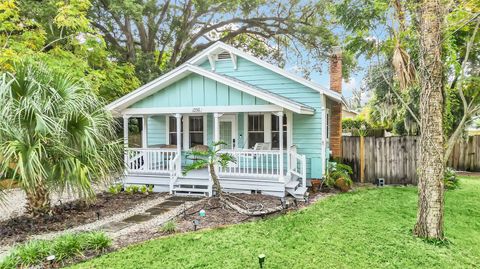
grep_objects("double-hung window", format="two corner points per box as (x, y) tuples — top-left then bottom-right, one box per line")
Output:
(271, 114), (287, 149)
(247, 114), (264, 148)
(189, 116), (204, 147)
(168, 116), (183, 147)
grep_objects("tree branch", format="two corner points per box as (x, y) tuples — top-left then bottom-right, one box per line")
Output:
(444, 18), (480, 163)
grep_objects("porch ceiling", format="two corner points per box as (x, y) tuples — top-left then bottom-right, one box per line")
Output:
(107, 64), (315, 116)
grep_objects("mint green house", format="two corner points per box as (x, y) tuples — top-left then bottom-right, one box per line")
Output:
(107, 42), (343, 198)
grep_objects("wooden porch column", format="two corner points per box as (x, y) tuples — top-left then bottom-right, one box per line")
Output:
(123, 115), (130, 173)
(175, 113), (182, 174)
(142, 115), (148, 148)
(175, 113), (182, 155)
(277, 111), (284, 182)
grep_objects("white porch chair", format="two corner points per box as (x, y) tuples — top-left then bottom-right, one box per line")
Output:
(253, 142), (271, 150)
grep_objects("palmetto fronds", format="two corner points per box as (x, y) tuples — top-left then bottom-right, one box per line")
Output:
(0, 62), (122, 214)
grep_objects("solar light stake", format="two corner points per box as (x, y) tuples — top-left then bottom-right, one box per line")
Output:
(193, 219), (200, 231)
(258, 254), (265, 268)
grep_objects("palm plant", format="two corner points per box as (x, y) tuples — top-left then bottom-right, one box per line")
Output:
(182, 142), (235, 197)
(0, 62), (123, 216)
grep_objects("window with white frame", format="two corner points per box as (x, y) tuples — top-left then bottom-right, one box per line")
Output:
(248, 114), (264, 148)
(271, 114), (287, 149)
(168, 116), (183, 146)
(189, 116), (204, 147)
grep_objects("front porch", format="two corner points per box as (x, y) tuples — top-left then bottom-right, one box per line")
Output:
(122, 109), (307, 198)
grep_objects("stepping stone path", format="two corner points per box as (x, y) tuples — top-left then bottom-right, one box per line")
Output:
(99, 196), (203, 233)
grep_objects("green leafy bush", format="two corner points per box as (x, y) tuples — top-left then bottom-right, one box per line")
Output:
(0, 232), (111, 268)
(160, 220), (177, 234)
(140, 185), (148, 194)
(125, 186), (134, 194)
(444, 167), (460, 190)
(148, 185), (154, 193)
(324, 162), (353, 192)
(132, 185), (139, 193)
(108, 183), (123, 194)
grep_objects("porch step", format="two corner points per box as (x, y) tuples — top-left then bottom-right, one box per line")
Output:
(286, 186), (307, 200)
(172, 177), (211, 196)
(285, 180), (300, 190)
(172, 187), (209, 196)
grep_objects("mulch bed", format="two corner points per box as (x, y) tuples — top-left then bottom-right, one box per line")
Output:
(0, 192), (164, 246)
(113, 193), (310, 249)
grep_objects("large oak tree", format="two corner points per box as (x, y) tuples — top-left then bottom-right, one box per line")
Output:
(88, 0), (349, 82)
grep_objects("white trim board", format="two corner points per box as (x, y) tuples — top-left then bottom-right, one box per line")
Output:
(187, 42), (342, 102)
(122, 105), (284, 116)
(107, 64), (314, 115)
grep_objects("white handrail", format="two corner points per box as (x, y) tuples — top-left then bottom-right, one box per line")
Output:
(289, 152), (307, 187)
(169, 154), (181, 194)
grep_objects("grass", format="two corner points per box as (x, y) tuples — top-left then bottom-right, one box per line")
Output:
(71, 177), (480, 269)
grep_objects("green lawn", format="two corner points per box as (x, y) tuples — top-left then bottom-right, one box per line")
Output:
(72, 177), (480, 269)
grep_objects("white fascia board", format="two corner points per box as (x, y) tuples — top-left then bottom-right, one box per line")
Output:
(122, 105), (284, 115)
(108, 63), (314, 115)
(106, 64), (192, 112)
(187, 42), (343, 102)
(188, 65), (314, 114)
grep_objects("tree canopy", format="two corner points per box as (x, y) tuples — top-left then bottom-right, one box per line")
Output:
(0, 0), (140, 102)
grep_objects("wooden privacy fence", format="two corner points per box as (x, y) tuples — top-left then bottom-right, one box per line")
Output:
(342, 135), (480, 185)
(446, 135), (480, 172)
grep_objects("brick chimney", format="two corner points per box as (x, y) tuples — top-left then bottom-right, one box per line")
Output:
(329, 46), (343, 159)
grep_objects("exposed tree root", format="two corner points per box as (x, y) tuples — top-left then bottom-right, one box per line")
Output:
(219, 193), (283, 216)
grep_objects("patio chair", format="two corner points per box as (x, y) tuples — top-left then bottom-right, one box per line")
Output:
(253, 142), (271, 150)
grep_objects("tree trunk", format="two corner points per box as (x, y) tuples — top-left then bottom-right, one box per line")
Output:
(25, 183), (52, 217)
(209, 163), (222, 197)
(414, 0), (445, 240)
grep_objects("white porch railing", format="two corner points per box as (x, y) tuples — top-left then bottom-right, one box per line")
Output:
(169, 154), (181, 194)
(126, 148), (177, 174)
(289, 152), (307, 188)
(218, 150), (283, 179)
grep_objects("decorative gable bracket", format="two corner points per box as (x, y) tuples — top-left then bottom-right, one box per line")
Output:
(207, 50), (237, 71)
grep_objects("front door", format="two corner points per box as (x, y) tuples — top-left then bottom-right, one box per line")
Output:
(219, 115), (237, 150)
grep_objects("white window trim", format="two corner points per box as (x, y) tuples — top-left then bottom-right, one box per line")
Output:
(243, 112), (292, 150)
(165, 114), (207, 150)
(270, 113), (289, 150)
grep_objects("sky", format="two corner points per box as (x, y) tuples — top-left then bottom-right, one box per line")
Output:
(286, 56), (369, 105)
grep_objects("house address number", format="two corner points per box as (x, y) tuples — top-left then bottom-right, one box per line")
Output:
(192, 107), (202, 113)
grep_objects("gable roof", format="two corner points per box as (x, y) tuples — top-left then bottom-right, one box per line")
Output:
(107, 64), (314, 115)
(187, 42), (342, 102)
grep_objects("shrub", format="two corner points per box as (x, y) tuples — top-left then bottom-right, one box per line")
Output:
(132, 185), (139, 193)
(9, 239), (50, 268)
(148, 185), (154, 193)
(0, 232), (111, 268)
(125, 186), (134, 194)
(52, 233), (82, 261)
(444, 167), (460, 190)
(324, 162), (353, 192)
(79, 232), (112, 251)
(160, 220), (177, 234)
(140, 185), (148, 194)
(108, 184), (122, 194)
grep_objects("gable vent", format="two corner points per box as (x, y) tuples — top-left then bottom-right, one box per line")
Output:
(217, 51), (231, 60)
